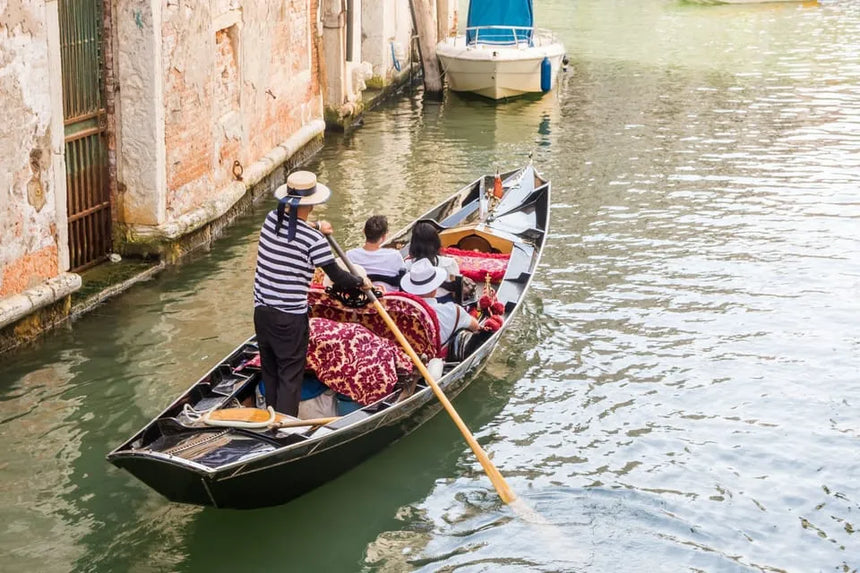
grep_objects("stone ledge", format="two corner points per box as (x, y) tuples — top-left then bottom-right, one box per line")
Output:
(70, 261), (165, 319)
(0, 272), (82, 330)
(326, 64), (420, 131)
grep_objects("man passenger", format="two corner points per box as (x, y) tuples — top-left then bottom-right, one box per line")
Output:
(347, 215), (406, 290)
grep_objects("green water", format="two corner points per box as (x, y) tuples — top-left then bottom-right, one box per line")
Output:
(2, 0), (860, 571)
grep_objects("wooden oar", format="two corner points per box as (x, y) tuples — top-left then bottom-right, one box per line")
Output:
(272, 416), (339, 429)
(326, 235), (516, 504)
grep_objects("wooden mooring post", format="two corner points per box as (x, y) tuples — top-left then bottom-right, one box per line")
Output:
(409, 0), (444, 98)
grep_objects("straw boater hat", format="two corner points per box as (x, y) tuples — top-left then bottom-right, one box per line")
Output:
(400, 258), (447, 296)
(274, 171), (331, 205)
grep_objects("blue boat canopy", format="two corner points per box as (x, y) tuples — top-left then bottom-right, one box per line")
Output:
(466, 0), (534, 45)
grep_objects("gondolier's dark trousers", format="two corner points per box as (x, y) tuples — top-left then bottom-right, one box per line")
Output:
(253, 306), (309, 416)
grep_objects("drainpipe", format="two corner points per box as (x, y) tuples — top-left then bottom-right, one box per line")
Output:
(346, 0), (354, 62)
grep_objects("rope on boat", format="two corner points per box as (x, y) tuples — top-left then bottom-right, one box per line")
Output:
(181, 403), (205, 422)
(180, 404), (338, 430)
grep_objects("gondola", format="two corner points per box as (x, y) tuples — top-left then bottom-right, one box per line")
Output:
(106, 163), (551, 509)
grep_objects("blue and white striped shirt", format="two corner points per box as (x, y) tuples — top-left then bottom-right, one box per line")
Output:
(253, 211), (334, 313)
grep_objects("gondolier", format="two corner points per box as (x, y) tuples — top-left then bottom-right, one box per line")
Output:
(253, 171), (365, 416)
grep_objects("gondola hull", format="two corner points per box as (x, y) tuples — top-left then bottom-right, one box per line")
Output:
(108, 165), (549, 509)
(110, 341), (494, 508)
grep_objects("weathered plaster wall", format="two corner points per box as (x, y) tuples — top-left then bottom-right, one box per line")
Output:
(0, 0), (67, 299)
(362, 0), (450, 88)
(362, 1), (395, 84)
(159, 0), (322, 223)
(115, 0), (166, 226)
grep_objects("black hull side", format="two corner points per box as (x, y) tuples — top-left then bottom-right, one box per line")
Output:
(111, 345), (493, 509)
(111, 455), (213, 506)
(208, 413), (419, 508)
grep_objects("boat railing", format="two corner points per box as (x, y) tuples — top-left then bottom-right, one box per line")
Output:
(464, 26), (558, 48)
(465, 25), (534, 47)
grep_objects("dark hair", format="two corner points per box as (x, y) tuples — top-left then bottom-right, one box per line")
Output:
(364, 215), (388, 243)
(408, 221), (441, 266)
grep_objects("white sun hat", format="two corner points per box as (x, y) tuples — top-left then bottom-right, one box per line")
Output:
(400, 258), (447, 296)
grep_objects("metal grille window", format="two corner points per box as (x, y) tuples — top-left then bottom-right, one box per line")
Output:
(59, 0), (112, 272)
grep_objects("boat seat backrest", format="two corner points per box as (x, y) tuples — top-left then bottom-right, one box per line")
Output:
(440, 247), (511, 283)
(308, 288), (442, 359)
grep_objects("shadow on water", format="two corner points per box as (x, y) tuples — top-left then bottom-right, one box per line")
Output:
(179, 366), (523, 573)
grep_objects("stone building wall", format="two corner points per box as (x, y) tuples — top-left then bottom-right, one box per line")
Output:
(160, 1), (320, 222)
(115, 0), (325, 254)
(361, 0), (456, 90)
(0, 0), (79, 330)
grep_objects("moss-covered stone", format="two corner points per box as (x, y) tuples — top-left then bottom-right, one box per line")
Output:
(324, 106), (344, 130)
(365, 75), (386, 90)
(0, 297), (71, 354)
(71, 259), (159, 306)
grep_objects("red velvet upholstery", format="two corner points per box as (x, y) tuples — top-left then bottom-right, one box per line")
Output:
(306, 318), (412, 405)
(307, 288), (441, 359)
(440, 247), (510, 283)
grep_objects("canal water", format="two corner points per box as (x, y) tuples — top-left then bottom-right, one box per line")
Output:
(2, 0), (859, 570)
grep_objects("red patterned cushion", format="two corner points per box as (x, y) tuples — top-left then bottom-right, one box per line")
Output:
(380, 292), (441, 356)
(308, 288), (441, 359)
(306, 318), (412, 405)
(440, 247), (510, 283)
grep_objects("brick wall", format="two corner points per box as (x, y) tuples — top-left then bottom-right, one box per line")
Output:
(159, 0), (323, 223)
(161, 2), (215, 220)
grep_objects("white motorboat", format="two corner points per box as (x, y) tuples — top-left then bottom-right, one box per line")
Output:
(688, 0), (814, 4)
(436, 1), (566, 100)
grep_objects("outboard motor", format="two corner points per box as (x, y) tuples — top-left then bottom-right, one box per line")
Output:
(541, 57), (552, 92)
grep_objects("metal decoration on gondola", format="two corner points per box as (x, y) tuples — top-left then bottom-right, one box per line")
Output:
(324, 283), (382, 308)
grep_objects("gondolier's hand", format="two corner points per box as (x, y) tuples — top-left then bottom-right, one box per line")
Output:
(318, 220), (333, 235)
(361, 278), (373, 291)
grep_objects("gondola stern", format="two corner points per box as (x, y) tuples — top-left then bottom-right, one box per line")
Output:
(107, 448), (219, 507)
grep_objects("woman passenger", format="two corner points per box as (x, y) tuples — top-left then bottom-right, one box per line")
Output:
(405, 221), (460, 302)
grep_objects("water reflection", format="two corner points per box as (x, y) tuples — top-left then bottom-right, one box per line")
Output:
(0, 360), (88, 571)
(315, 88), (562, 247)
(364, 0), (860, 571)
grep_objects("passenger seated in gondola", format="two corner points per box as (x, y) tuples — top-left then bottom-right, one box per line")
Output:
(400, 259), (478, 346)
(346, 215), (405, 291)
(405, 221), (461, 303)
